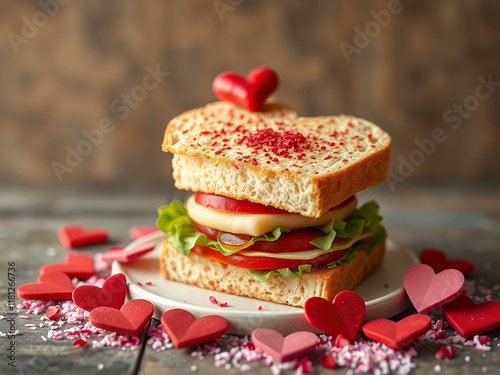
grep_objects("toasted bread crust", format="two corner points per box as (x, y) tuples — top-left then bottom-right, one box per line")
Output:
(159, 241), (385, 307)
(162, 101), (391, 218)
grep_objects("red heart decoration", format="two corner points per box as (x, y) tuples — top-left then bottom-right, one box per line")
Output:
(40, 252), (95, 279)
(46, 307), (61, 320)
(443, 295), (500, 338)
(362, 314), (432, 349)
(129, 225), (159, 240)
(72, 273), (127, 311)
(160, 309), (228, 348)
(212, 66), (279, 111)
(18, 271), (74, 300)
(100, 242), (155, 263)
(304, 291), (366, 343)
(57, 225), (109, 248)
(72, 338), (88, 347)
(420, 249), (474, 276)
(89, 299), (153, 336)
(251, 328), (318, 363)
(403, 264), (464, 314)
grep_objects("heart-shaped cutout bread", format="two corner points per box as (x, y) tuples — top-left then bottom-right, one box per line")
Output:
(212, 67), (279, 111)
(160, 309), (228, 348)
(18, 271), (74, 300)
(129, 225), (159, 240)
(89, 299), (153, 336)
(304, 291), (366, 343)
(251, 328), (318, 363)
(443, 295), (500, 338)
(362, 314), (432, 349)
(403, 264), (464, 314)
(40, 252), (95, 279)
(100, 242), (155, 263)
(73, 273), (127, 311)
(57, 225), (109, 248)
(420, 249), (474, 276)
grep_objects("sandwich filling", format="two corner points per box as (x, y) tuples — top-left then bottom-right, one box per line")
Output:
(156, 193), (386, 281)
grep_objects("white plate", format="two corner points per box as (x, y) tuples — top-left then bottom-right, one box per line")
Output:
(113, 232), (419, 335)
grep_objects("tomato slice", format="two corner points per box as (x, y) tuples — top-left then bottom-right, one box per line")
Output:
(194, 192), (355, 215)
(194, 192), (287, 214)
(194, 222), (321, 253)
(191, 244), (349, 269)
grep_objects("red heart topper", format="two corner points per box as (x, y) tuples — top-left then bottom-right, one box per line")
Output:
(443, 295), (500, 338)
(403, 264), (464, 314)
(73, 273), (127, 312)
(212, 67), (279, 112)
(58, 225), (109, 248)
(420, 248), (474, 276)
(161, 309), (228, 348)
(40, 252), (95, 280)
(304, 291), (366, 343)
(18, 271), (74, 300)
(251, 328), (318, 363)
(89, 299), (154, 337)
(362, 314), (432, 350)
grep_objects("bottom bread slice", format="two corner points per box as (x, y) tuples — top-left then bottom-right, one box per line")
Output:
(159, 241), (385, 307)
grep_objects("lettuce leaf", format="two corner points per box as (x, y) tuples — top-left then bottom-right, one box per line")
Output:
(156, 201), (289, 256)
(249, 264), (312, 282)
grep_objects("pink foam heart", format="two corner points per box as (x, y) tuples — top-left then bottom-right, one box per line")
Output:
(403, 264), (464, 314)
(161, 309), (228, 348)
(251, 328), (318, 363)
(57, 225), (109, 248)
(420, 248), (474, 276)
(129, 225), (159, 240)
(40, 252), (95, 279)
(443, 295), (500, 338)
(89, 299), (153, 336)
(212, 67), (279, 112)
(73, 273), (127, 311)
(18, 271), (74, 300)
(362, 314), (432, 349)
(304, 291), (366, 343)
(100, 242), (155, 263)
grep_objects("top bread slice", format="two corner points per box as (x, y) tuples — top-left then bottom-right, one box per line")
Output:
(162, 101), (391, 218)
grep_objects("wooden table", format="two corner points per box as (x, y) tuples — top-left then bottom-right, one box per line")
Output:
(1, 182), (499, 374)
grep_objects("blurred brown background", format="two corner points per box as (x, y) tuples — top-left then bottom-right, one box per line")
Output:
(1, 0), (499, 193)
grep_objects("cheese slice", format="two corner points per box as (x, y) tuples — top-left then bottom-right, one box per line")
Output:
(239, 231), (373, 260)
(186, 195), (357, 236)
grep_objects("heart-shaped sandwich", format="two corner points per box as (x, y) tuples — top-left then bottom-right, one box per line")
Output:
(156, 68), (391, 307)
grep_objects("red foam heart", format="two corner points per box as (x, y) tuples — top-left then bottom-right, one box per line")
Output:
(212, 67), (279, 111)
(420, 248), (474, 276)
(304, 291), (366, 343)
(72, 273), (127, 311)
(18, 271), (74, 300)
(362, 314), (432, 349)
(40, 252), (95, 279)
(443, 295), (500, 338)
(403, 264), (464, 314)
(89, 299), (153, 336)
(161, 309), (228, 348)
(100, 242), (155, 263)
(129, 225), (159, 240)
(58, 225), (109, 248)
(251, 328), (318, 363)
